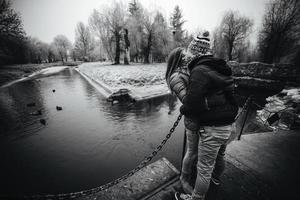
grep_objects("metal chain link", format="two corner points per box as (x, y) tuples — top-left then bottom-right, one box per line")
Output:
(19, 114), (183, 200)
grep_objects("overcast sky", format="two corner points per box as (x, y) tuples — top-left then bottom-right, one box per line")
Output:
(12, 0), (269, 44)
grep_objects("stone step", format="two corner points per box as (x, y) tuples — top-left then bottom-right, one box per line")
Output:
(82, 157), (179, 200)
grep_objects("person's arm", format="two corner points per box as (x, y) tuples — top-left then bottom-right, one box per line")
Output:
(180, 67), (210, 115)
(169, 74), (187, 103)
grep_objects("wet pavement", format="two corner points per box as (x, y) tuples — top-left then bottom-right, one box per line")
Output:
(146, 130), (300, 200)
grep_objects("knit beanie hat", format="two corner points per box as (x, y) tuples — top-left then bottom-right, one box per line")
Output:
(187, 31), (211, 56)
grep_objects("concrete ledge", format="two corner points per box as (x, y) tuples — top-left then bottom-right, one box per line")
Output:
(75, 68), (170, 102)
(74, 68), (112, 98)
(82, 157), (179, 200)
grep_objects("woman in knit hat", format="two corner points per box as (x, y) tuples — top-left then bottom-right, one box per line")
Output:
(165, 37), (201, 195)
(166, 31), (238, 200)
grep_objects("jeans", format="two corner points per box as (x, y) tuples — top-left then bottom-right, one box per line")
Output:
(182, 117), (233, 199)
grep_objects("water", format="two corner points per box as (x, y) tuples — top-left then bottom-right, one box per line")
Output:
(0, 68), (184, 196)
(0, 67), (279, 196)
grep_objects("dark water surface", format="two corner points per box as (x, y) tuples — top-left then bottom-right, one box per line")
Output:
(0, 68), (184, 196)
(0, 67), (278, 196)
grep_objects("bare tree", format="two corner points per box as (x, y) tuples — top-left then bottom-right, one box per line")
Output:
(212, 27), (227, 59)
(89, 9), (114, 62)
(47, 43), (57, 62)
(169, 5), (186, 48)
(89, 2), (127, 64)
(152, 12), (173, 62)
(127, 0), (143, 62)
(27, 37), (50, 63)
(218, 10), (253, 60)
(74, 22), (94, 61)
(258, 0), (300, 63)
(107, 2), (127, 64)
(52, 35), (72, 62)
(142, 10), (156, 63)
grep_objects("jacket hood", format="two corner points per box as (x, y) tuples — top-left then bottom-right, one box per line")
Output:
(188, 55), (232, 76)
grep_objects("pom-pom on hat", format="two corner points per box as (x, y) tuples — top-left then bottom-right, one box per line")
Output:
(187, 31), (211, 56)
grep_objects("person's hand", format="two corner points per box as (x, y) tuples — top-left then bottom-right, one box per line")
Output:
(180, 105), (186, 115)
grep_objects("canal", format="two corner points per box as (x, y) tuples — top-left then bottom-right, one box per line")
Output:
(0, 67), (278, 196)
(0, 67), (184, 196)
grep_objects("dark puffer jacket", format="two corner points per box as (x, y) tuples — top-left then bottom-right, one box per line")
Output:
(180, 55), (238, 126)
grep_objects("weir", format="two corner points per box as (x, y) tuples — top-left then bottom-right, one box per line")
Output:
(74, 67), (171, 102)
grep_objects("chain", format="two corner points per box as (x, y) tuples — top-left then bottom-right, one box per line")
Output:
(19, 114), (183, 200)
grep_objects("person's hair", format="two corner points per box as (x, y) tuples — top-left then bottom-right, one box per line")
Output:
(165, 48), (183, 89)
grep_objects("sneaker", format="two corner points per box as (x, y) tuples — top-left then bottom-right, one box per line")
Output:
(175, 192), (193, 200)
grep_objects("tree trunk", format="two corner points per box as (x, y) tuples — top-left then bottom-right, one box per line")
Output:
(263, 36), (277, 64)
(124, 49), (130, 65)
(124, 29), (130, 65)
(114, 31), (120, 64)
(144, 32), (152, 64)
(228, 41), (233, 61)
(60, 53), (64, 63)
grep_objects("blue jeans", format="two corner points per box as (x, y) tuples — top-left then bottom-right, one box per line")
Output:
(182, 117), (232, 199)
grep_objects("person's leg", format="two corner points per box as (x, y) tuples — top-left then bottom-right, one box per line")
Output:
(211, 144), (227, 183)
(181, 117), (200, 193)
(192, 125), (232, 200)
(181, 129), (199, 193)
(204, 144), (227, 200)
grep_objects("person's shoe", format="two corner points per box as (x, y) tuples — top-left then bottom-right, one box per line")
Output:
(175, 192), (193, 200)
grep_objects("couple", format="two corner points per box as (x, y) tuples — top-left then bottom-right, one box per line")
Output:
(165, 31), (238, 200)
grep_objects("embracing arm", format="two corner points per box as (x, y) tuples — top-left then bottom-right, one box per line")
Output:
(180, 67), (210, 115)
(169, 73), (188, 103)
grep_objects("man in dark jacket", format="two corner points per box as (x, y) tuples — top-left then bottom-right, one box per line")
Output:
(175, 32), (238, 200)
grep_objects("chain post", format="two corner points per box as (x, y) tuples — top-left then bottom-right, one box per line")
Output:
(237, 96), (252, 140)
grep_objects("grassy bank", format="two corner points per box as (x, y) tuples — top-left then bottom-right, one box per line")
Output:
(0, 62), (81, 87)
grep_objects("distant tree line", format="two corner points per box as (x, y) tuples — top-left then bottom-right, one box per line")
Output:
(88, 1), (190, 64)
(258, 0), (300, 65)
(212, 0), (300, 65)
(0, 0), (299, 66)
(0, 0), (26, 64)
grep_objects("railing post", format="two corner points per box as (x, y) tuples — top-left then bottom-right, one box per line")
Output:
(238, 97), (252, 140)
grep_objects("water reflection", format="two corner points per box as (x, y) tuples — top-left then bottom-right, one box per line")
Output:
(0, 80), (47, 139)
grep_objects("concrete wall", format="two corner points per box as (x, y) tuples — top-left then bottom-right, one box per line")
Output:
(228, 61), (299, 83)
(228, 61), (300, 89)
